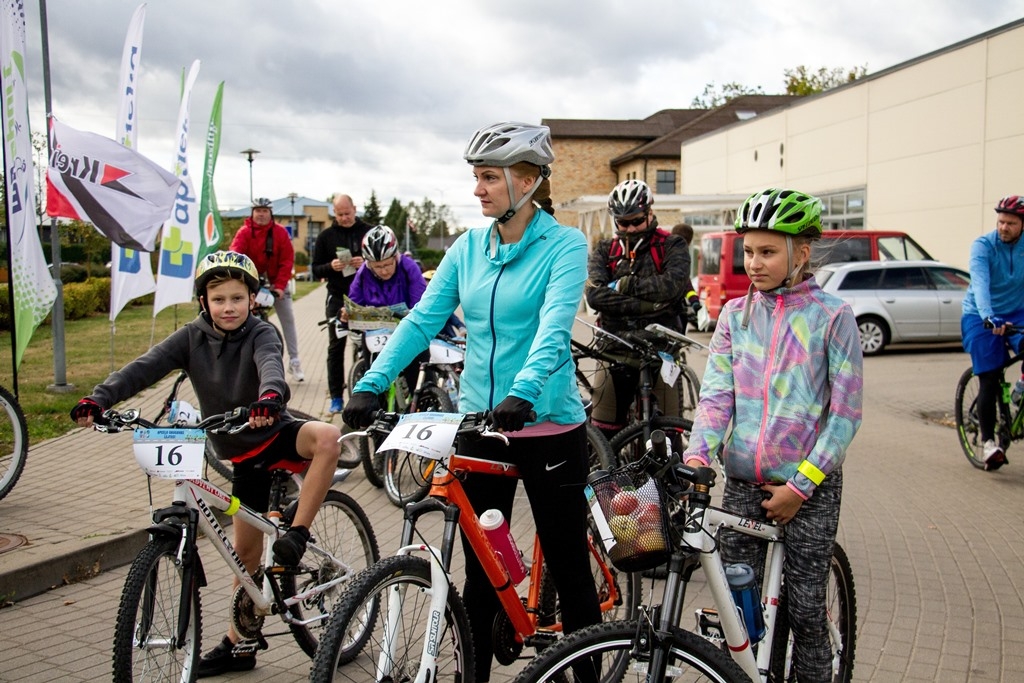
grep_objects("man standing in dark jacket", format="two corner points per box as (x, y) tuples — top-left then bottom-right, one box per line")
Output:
(585, 180), (691, 439)
(311, 194), (372, 413)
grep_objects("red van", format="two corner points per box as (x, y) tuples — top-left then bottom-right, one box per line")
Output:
(697, 230), (934, 324)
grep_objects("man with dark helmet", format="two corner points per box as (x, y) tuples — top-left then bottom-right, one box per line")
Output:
(961, 194), (1024, 469)
(585, 179), (692, 440)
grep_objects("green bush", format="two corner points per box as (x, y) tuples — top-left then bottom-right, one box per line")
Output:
(416, 248), (445, 271)
(90, 278), (112, 313)
(58, 264), (89, 284)
(62, 281), (102, 320)
(294, 251), (310, 266)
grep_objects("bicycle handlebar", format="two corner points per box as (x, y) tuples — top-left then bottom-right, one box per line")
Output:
(95, 406), (251, 435)
(345, 410), (511, 446)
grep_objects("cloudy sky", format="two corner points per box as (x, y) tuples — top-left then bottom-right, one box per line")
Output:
(16, 0), (1024, 229)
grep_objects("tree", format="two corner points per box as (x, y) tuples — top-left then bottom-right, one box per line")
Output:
(784, 65), (868, 96)
(363, 190), (382, 224)
(382, 198), (413, 250)
(407, 197), (455, 250)
(62, 220), (109, 275)
(690, 81), (765, 108)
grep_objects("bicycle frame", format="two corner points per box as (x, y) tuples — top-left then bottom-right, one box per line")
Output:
(159, 475), (354, 633)
(375, 448), (621, 681)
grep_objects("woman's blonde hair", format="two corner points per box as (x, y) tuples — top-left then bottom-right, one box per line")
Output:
(510, 161), (554, 216)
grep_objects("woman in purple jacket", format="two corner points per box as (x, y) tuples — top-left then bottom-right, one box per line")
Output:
(344, 225), (429, 393)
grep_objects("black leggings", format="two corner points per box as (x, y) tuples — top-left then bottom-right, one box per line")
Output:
(456, 424), (601, 681)
(977, 368), (1002, 442)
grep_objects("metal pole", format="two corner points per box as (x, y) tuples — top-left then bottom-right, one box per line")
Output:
(241, 148), (259, 203)
(39, 0), (74, 392)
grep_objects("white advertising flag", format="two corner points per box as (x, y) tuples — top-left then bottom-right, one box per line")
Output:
(111, 3), (155, 321)
(1, 0), (58, 367)
(153, 60), (202, 316)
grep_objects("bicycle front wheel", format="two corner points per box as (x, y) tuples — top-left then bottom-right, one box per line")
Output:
(953, 365), (1007, 469)
(283, 489), (381, 657)
(112, 538), (201, 682)
(0, 385), (28, 502)
(768, 542), (857, 683)
(310, 554), (475, 683)
(384, 385), (452, 507)
(516, 620), (748, 683)
(609, 415), (694, 465)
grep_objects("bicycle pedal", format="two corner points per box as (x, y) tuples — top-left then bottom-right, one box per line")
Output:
(696, 608), (724, 642)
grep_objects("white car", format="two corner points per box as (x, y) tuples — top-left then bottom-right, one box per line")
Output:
(815, 260), (969, 355)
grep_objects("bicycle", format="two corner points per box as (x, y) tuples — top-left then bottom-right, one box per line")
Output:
(0, 384), (29, 502)
(954, 322), (1024, 470)
(99, 406), (380, 682)
(156, 370), (317, 481)
(309, 411), (638, 683)
(574, 320), (702, 467)
(573, 318), (703, 426)
(382, 334), (466, 507)
(514, 430), (856, 683)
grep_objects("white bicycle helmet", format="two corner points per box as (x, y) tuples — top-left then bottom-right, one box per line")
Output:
(362, 225), (399, 262)
(464, 122), (554, 224)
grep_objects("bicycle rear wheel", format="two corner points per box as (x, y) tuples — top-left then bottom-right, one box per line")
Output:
(515, 620), (748, 683)
(282, 489), (381, 657)
(309, 554), (475, 682)
(348, 357), (386, 487)
(112, 537), (201, 682)
(769, 542), (857, 683)
(384, 385), (452, 507)
(0, 385), (28, 502)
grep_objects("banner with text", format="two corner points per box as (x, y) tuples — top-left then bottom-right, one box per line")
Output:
(197, 81), (224, 262)
(153, 59), (201, 316)
(111, 2), (155, 321)
(1, 0), (58, 367)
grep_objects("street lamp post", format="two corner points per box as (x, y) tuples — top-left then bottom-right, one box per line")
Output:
(287, 192), (298, 239)
(240, 148), (260, 203)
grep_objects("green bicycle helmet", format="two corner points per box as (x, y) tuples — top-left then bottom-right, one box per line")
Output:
(735, 188), (823, 238)
(195, 250), (260, 296)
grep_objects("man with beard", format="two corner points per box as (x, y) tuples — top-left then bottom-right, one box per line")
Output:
(585, 179), (691, 440)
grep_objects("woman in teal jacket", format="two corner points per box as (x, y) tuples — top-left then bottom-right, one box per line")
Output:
(344, 121), (600, 680)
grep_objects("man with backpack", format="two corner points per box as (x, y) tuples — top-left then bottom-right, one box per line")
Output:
(585, 179), (691, 440)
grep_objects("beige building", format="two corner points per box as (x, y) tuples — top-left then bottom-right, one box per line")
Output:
(678, 18), (1024, 270)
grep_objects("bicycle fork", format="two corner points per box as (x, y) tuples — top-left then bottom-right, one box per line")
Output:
(148, 503), (206, 649)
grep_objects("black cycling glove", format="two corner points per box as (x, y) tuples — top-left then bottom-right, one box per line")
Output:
(249, 391), (283, 420)
(70, 397), (104, 424)
(490, 396), (535, 432)
(343, 391), (381, 430)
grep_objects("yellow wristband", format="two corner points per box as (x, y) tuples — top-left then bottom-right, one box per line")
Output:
(797, 460), (826, 486)
(225, 496), (241, 516)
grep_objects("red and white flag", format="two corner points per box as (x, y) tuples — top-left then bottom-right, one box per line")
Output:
(46, 116), (179, 251)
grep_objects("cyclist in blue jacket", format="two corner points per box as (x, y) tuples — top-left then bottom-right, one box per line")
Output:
(961, 195), (1024, 469)
(343, 121), (600, 680)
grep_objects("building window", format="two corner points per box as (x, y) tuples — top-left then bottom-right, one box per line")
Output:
(819, 189), (865, 230)
(656, 170), (676, 194)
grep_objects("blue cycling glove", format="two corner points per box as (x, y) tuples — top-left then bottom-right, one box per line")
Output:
(985, 316), (1008, 329)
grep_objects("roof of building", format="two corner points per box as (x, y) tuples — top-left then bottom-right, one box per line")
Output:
(543, 109), (704, 140)
(221, 195), (333, 219)
(611, 95), (797, 162)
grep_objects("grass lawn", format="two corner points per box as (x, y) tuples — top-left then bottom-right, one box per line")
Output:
(0, 280), (321, 446)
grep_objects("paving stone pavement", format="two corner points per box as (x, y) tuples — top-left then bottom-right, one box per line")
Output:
(1, 287), (1023, 681)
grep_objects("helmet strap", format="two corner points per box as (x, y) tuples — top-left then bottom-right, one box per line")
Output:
(496, 165), (549, 225)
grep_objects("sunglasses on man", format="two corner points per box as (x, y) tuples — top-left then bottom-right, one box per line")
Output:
(615, 215), (647, 228)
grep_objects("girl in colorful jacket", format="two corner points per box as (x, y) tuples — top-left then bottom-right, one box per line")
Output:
(684, 187), (863, 682)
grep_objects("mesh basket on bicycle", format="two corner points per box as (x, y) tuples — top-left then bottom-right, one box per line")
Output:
(586, 465), (672, 573)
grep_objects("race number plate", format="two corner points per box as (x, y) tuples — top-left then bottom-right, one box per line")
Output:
(133, 428), (206, 479)
(377, 412), (463, 461)
(429, 338), (465, 364)
(658, 351), (681, 386)
(364, 329), (392, 354)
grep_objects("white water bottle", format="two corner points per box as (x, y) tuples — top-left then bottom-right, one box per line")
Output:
(444, 376), (459, 410)
(479, 509), (528, 585)
(1012, 377), (1024, 405)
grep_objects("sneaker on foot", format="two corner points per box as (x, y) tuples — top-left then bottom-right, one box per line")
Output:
(982, 440), (1007, 470)
(329, 397), (344, 414)
(196, 636), (257, 678)
(273, 525), (310, 566)
(289, 359), (305, 382)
